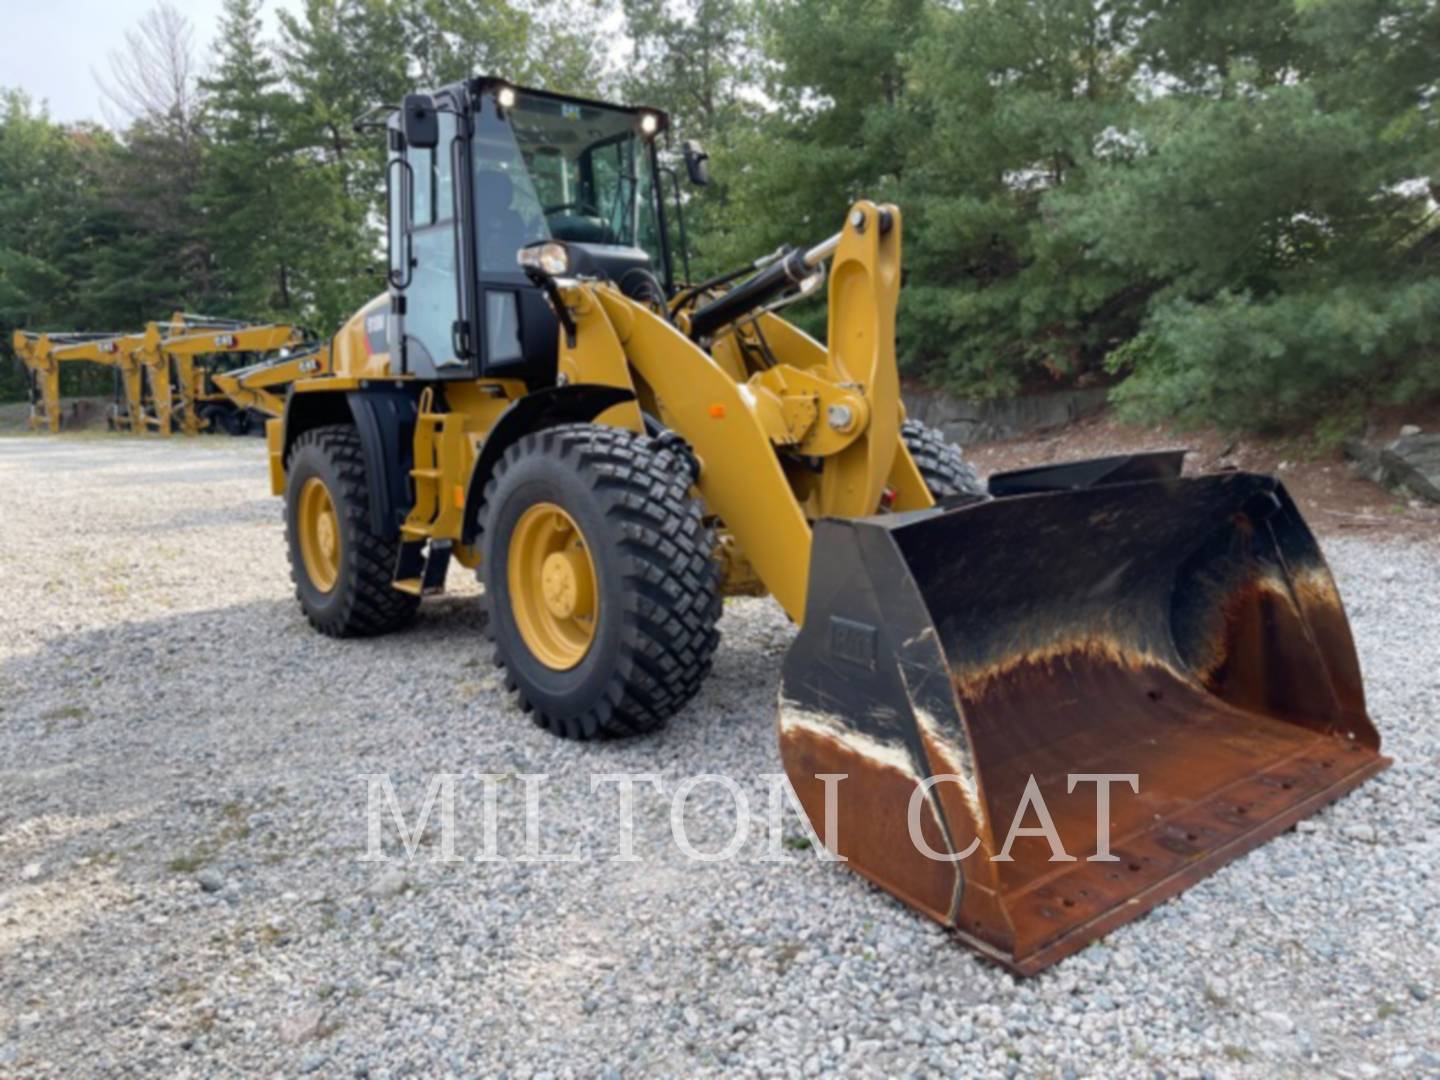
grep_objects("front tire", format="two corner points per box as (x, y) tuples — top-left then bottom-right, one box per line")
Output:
(284, 424), (419, 637)
(479, 424), (722, 739)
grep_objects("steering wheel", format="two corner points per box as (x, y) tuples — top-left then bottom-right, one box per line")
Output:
(543, 200), (602, 218)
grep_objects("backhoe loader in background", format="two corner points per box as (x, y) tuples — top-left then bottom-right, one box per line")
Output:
(210, 340), (325, 424)
(12, 332), (61, 432)
(267, 78), (1388, 974)
(13, 316), (305, 436)
(13, 329), (148, 433)
(140, 315), (307, 435)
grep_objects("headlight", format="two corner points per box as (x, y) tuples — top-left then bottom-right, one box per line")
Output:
(517, 241), (571, 277)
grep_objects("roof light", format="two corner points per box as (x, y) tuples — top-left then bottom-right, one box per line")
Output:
(497, 86), (517, 109)
(639, 112), (659, 136)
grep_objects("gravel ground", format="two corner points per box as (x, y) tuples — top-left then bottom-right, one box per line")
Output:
(0, 434), (1436, 1079)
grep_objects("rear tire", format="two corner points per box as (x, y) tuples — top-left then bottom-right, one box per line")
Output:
(479, 424), (722, 739)
(901, 418), (985, 499)
(284, 424), (419, 637)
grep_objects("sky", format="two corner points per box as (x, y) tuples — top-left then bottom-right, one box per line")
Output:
(4, 0), (299, 125)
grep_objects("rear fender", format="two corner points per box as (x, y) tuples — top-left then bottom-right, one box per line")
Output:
(279, 386), (418, 540)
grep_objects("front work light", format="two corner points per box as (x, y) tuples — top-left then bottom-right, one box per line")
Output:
(517, 241), (571, 277)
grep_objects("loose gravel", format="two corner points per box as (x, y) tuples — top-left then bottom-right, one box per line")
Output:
(0, 435), (1436, 1078)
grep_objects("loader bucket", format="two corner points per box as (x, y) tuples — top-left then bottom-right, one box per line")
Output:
(779, 453), (1388, 975)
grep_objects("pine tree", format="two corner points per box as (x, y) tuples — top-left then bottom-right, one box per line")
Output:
(201, 0), (300, 318)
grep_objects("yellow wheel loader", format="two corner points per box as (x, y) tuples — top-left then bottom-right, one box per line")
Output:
(269, 78), (1388, 974)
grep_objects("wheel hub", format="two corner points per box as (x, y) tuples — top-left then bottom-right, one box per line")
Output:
(316, 514), (337, 561)
(541, 551), (586, 618)
(297, 476), (341, 593)
(508, 503), (599, 670)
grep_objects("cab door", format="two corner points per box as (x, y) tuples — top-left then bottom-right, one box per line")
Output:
(388, 100), (476, 379)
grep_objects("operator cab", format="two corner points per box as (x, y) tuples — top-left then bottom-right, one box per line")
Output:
(384, 78), (698, 386)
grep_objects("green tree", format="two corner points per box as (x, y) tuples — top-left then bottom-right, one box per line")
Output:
(89, 1), (212, 322)
(1083, 0), (1440, 430)
(0, 92), (78, 399)
(277, 0), (413, 330)
(405, 0), (606, 93)
(892, 0), (1439, 430)
(615, 0), (760, 281)
(897, 0), (1145, 393)
(0, 93), (139, 400)
(0, 92), (82, 334)
(705, 0), (926, 274)
(200, 0), (302, 318)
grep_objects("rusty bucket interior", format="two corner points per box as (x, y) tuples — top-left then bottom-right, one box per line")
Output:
(779, 454), (1389, 975)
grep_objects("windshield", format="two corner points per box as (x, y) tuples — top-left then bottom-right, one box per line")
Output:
(472, 90), (664, 275)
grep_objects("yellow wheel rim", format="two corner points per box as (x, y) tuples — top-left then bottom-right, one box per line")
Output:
(507, 502), (599, 671)
(298, 476), (342, 593)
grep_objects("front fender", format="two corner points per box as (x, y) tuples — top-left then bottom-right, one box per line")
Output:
(460, 384), (637, 544)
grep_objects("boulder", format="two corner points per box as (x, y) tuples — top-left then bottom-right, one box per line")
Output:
(1380, 433), (1440, 503)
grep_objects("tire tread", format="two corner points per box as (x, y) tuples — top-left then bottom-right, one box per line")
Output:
(478, 424), (722, 739)
(286, 424), (419, 638)
(901, 418), (985, 499)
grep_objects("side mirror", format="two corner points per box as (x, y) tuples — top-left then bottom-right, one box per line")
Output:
(402, 94), (439, 149)
(683, 140), (711, 187)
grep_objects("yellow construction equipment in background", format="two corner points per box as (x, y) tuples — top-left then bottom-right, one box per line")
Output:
(141, 316), (306, 435)
(10, 332), (60, 432)
(12, 328), (148, 433)
(265, 78), (1389, 974)
(210, 341), (325, 422)
(12, 316), (304, 435)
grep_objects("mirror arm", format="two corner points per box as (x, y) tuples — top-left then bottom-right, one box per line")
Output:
(352, 102), (400, 135)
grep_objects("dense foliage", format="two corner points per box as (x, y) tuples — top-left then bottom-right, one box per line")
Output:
(2, 0), (1437, 431)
